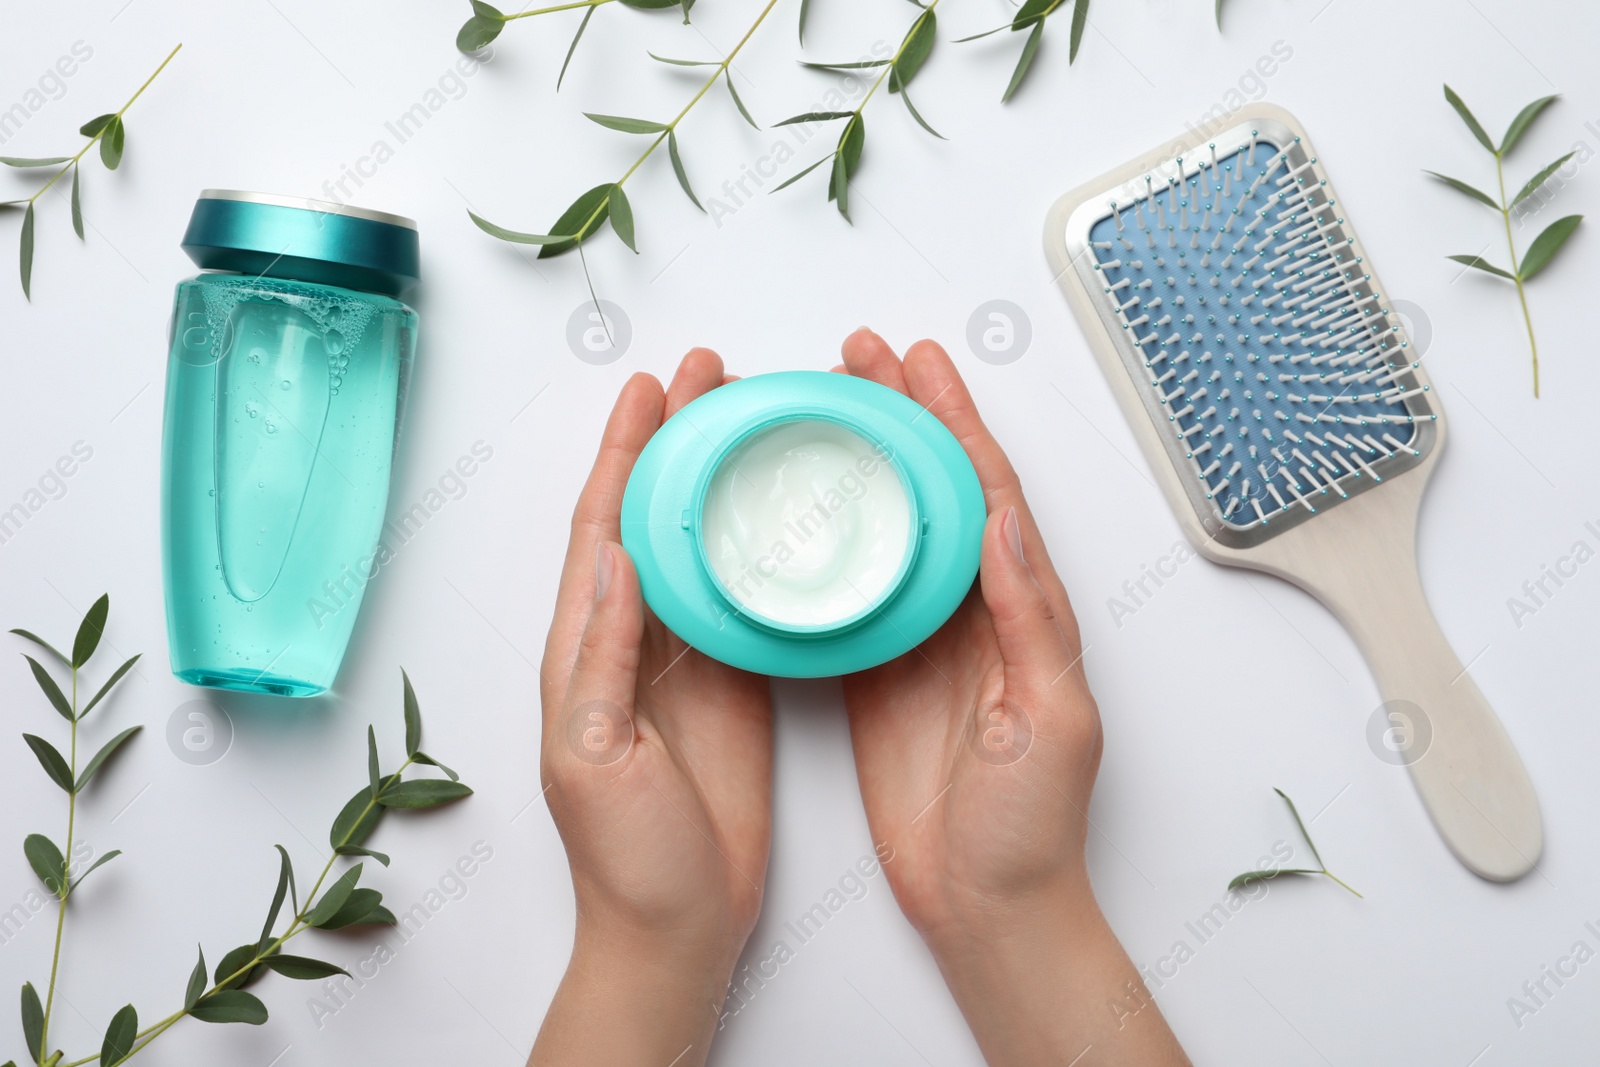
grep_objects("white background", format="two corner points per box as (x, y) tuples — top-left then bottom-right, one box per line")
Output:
(3, 0), (1599, 1064)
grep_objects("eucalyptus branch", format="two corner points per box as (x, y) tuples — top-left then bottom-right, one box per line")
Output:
(1427, 85), (1583, 398)
(955, 0), (1088, 102)
(1, 43), (181, 299)
(7, 617), (470, 1067)
(1228, 788), (1362, 899)
(457, 0), (693, 81)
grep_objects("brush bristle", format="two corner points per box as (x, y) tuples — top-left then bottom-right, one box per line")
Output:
(1088, 134), (1431, 528)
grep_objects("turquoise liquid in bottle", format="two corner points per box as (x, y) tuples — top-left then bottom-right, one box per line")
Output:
(161, 191), (420, 696)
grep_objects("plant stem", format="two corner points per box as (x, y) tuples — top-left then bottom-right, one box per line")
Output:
(36, 667), (78, 1067)
(1494, 152), (1540, 397)
(569, 0), (783, 243)
(506, 0), (614, 19)
(25, 44), (181, 208)
(1322, 869), (1363, 898)
(855, 0), (943, 118)
(59, 760), (414, 1067)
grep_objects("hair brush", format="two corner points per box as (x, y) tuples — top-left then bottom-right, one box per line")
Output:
(1044, 103), (1541, 882)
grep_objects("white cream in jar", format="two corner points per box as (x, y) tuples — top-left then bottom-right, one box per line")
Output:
(699, 419), (912, 629)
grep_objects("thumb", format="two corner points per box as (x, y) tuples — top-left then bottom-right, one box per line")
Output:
(978, 507), (1074, 702)
(556, 541), (644, 768)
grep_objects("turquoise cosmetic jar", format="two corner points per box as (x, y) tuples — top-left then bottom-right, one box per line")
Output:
(621, 371), (985, 677)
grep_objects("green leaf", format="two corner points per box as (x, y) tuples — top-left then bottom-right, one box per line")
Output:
(25, 656), (73, 720)
(367, 725), (381, 798)
(1519, 214), (1582, 281)
(412, 751), (460, 782)
(832, 150), (851, 221)
(1003, 20), (1044, 103)
(648, 52), (718, 66)
(78, 114), (115, 137)
(99, 117), (125, 171)
(261, 844), (296, 950)
(1444, 84), (1496, 153)
(81, 654), (141, 719)
(618, 0), (693, 10)
(72, 594), (109, 668)
(360, 904), (398, 925)
(100, 1004), (137, 1067)
(0, 157), (70, 168)
(1215, 0), (1225, 28)
(330, 785), (385, 849)
(774, 111), (853, 126)
(609, 184), (637, 253)
(583, 113), (669, 134)
(70, 165), (82, 240)
(10, 629), (67, 664)
(314, 887), (385, 930)
(75, 725), (141, 791)
(1447, 253), (1514, 279)
(22, 982), (44, 1062)
(954, 24), (1011, 42)
(21, 201), (35, 300)
(538, 184), (613, 259)
(376, 779), (475, 809)
(799, 60), (889, 71)
(898, 82), (944, 139)
(24, 834), (66, 896)
(1424, 170), (1499, 210)
(305, 864), (363, 927)
(70, 849), (121, 891)
(1068, 0), (1089, 63)
(457, 3), (505, 52)
(1272, 787), (1322, 868)
(667, 130), (703, 211)
(466, 211), (569, 247)
(402, 670), (422, 756)
(213, 944), (268, 990)
(469, 0), (503, 14)
(557, 4), (595, 89)
(1013, 0), (1055, 29)
(725, 72), (758, 129)
(190, 990), (268, 1025)
(1226, 867), (1323, 891)
(1501, 94), (1559, 156)
(1512, 152), (1576, 207)
(890, 10), (936, 92)
(260, 955), (350, 981)
(184, 946), (207, 1010)
(334, 844), (391, 866)
(771, 155), (831, 193)
(798, 0), (811, 42)
(23, 734), (74, 793)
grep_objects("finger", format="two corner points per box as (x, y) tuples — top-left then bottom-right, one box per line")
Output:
(543, 373), (664, 706)
(829, 364), (847, 374)
(979, 508), (1075, 706)
(902, 339), (1079, 640)
(840, 327), (910, 395)
(549, 541), (644, 764)
(665, 347), (725, 419)
(722, 373), (741, 385)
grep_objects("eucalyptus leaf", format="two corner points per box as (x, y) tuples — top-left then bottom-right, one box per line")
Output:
(557, 4), (596, 89)
(72, 594), (109, 668)
(99, 117), (125, 171)
(360, 904), (399, 925)
(898, 82), (944, 139)
(184, 945), (207, 1010)
(25, 655), (73, 720)
(330, 784), (386, 850)
(261, 843), (295, 949)
(831, 150), (851, 221)
(70, 165), (82, 239)
(190, 990), (268, 1025)
(798, 0), (811, 42)
(1423, 171), (1499, 210)
(1519, 214), (1582, 281)
(75, 725), (141, 791)
(457, 1), (505, 52)
(24, 834), (66, 896)
(1215, 0), (1225, 28)
(889, 11), (936, 92)
(402, 669), (422, 756)
(413, 752), (460, 782)
(584, 113), (668, 135)
(1512, 152), (1576, 207)
(1271, 787), (1320, 868)
(305, 863), (363, 927)
(1003, 20), (1044, 103)
(619, 0), (694, 15)
(466, 211), (568, 246)
(771, 155), (831, 192)
(0, 157), (70, 168)
(78, 114), (115, 137)
(9, 629), (66, 664)
(1444, 84), (1496, 153)
(260, 955), (350, 981)
(335, 844), (391, 866)
(69, 849), (121, 891)
(100, 1004), (137, 1067)
(1068, 0), (1089, 63)
(314, 887), (385, 930)
(1013, 0), (1054, 30)
(22, 982), (43, 1062)
(953, 25), (1010, 43)
(367, 725), (381, 798)
(774, 111), (853, 126)
(1501, 94), (1559, 156)
(1226, 867), (1323, 891)
(725, 72), (759, 129)
(799, 60), (889, 71)
(648, 52), (718, 66)
(21, 201), (35, 300)
(214, 943), (269, 990)
(23, 734), (74, 793)
(376, 779), (474, 809)
(667, 130), (703, 211)
(538, 184), (612, 259)
(81, 654), (141, 719)
(609, 184), (637, 253)
(1447, 253), (1514, 279)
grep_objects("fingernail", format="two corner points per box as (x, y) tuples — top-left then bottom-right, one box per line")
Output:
(595, 543), (614, 602)
(1002, 506), (1025, 564)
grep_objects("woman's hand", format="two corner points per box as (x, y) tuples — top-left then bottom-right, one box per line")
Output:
(837, 330), (1189, 1066)
(532, 350), (772, 1067)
